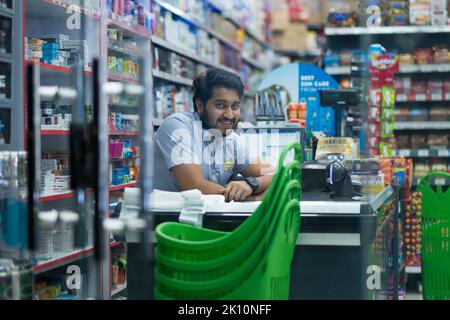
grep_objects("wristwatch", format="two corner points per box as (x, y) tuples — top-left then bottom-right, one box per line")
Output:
(244, 177), (259, 194)
(231, 175), (259, 194)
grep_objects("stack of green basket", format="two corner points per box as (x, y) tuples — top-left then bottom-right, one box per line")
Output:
(418, 172), (450, 300)
(154, 143), (302, 300)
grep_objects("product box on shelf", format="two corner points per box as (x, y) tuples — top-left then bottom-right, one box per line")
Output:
(409, 0), (432, 25)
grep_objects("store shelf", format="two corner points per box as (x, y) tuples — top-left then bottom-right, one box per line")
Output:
(109, 103), (139, 108)
(109, 241), (124, 249)
(154, 0), (241, 52)
(107, 18), (151, 38)
(276, 49), (322, 58)
(241, 54), (267, 70)
(0, 52), (13, 60)
(41, 130), (70, 135)
(393, 149), (450, 157)
(412, 177), (450, 186)
(325, 25), (450, 35)
(399, 64), (450, 73)
(0, 98), (12, 104)
(0, 6), (14, 16)
(151, 36), (237, 73)
(111, 284), (127, 296)
(107, 73), (139, 84)
(25, 61), (92, 75)
(325, 66), (351, 75)
(33, 247), (94, 274)
(152, 69), (193, 86)
(109, 182), (137, 191)
(110, 156), (140, 161)
(325, 64), (450, 76)
(40, 191), (74, 202)
(26, 0), (100, 20)
(405, 266), (421, 274)
(109, 129), (139, 136)
(394, 122), (450, 130)
(396, 93), (450, 102)
(205, 0), (269, 47)
(107, 45), (143, 58)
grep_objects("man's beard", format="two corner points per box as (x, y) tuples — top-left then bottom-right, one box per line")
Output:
(199, 110), (239, 136)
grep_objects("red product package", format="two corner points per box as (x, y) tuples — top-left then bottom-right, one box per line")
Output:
(414, 49), (433, 64)
(411, 79), (427, 94)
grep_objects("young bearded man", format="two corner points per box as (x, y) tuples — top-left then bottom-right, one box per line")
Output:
(153, 68), (275, 202)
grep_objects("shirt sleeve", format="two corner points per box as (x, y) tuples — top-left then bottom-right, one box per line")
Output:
(233, 133), (258, 174)
(155, 116), (201, 170)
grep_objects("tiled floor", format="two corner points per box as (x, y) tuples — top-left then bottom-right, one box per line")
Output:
(405, 292), (423, 300)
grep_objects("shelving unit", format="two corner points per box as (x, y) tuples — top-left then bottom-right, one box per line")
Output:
(33, 247), (95, 275)
(8, 0), (274, 301)
(323, 17), (450, 300)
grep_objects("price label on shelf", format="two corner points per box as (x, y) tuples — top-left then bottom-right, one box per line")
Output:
(399, 149), (410, 157)
(431, 93), (442, 101)
(401, 65), (417, 73)
(434, 178), (446, 185)
(396, 94), (407, 102)
(420, 64), (434, 72)
(438, 149), (449, 157)
(418, 149), (428, 157)
(415, 94), (426, 101)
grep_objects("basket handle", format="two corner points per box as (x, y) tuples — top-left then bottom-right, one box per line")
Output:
(277, 143), (302, 170)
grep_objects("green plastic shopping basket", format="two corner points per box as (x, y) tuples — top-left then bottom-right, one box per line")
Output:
(155, 179), (300, 286)
(155, 199), (300, 300)
(418, 172), (450, 300)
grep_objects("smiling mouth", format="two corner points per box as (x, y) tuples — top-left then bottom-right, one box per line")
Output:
(219, 119), (235, 128)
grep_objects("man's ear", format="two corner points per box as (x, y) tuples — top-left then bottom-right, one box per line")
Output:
(195, 98), (204, 113)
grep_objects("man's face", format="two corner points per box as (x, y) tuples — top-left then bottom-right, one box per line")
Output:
(196, 86), (241, 135)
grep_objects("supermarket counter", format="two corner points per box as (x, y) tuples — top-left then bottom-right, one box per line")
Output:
(126, 187), (394, 300)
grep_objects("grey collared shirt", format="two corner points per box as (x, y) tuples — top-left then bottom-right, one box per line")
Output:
(153, 112), (256, 192)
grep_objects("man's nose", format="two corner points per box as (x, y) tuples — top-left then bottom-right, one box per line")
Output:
(223, 106), (233, 118)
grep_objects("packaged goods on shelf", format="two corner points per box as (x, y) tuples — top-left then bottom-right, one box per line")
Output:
(154, 84), (193, 120)
(110, 165), (138, 185)
(409, 0), (432, 25)
(108, 26), (141, 55)
(0, 74), (6, 99)
(108, 55), (140, 80)
(109, 111), (140, 132)
(405, 191), (423, 266)
(108, 0), (149, 28)
(40, 151), (71, 195)
(40, 103), (72, 130)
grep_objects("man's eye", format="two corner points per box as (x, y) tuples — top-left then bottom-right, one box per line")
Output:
(215, 103), (225, 108)
(232, 104), (240, 110)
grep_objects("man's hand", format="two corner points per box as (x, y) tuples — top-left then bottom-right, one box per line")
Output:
(224, 181), (253, 202)
(245, 189), (267, 202)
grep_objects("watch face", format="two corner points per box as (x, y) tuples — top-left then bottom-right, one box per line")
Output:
(247, 177), (258, 191)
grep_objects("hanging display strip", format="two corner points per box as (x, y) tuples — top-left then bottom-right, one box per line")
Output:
(394, 122), (450, 130)
(396, 93), (450, 102)
(393, 149), (450, 157)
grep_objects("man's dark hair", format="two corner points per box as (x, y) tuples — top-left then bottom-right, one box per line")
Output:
(192, 68), (244, 112)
